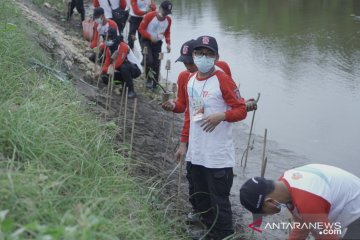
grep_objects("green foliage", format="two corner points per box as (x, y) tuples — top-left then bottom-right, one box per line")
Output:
(0, 1), (184, 239)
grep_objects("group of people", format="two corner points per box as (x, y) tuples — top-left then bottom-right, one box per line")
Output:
(86, 0), (173, 98)
(68, 1), (360, 239)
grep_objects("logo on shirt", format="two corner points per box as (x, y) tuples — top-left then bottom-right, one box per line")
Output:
(291, 172), (303, 180)
(182, 45), (189, 55)
(202, 36), (210, 45)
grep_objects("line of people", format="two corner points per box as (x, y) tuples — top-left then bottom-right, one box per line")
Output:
(88, 0), (172, 98)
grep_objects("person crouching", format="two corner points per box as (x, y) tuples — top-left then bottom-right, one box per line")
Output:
(101, 28), (142, 99)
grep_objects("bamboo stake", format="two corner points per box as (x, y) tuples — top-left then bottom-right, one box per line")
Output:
(165, 59), (171, 91)
(94, 32), (101, 72)
(118, 82), (126, 120)
(158, 52), (164, 84)
(143, 46), (148, 90)
(104, 71), (112, 121)
(95, 34), (109, 104)
(163, 112), (174, 165)
(123, 87), (129, 145)
(176, 157), (184, 217)
(105, 51), (119, 119)
(242, 93), (261, 168)
(261, 129), (268, 177)
(129, 98), (138, 158)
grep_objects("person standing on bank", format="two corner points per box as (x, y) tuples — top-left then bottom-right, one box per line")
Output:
(138, 0), (172, 90)
(67, 0), (85, 23)
(240, 164), (360, 240)
(93, 0), (128, 33)
(127, 0), (156, 50)
(101, 28), (142, 99)
(167, 36), (247, 239)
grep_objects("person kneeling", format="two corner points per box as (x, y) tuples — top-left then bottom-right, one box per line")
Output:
(101, 28), (142, 99)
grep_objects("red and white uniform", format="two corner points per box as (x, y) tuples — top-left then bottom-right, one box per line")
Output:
(90, 20), (119, 49)
(138, 11), (171, 44)
(129, 0), (156, 17)
(280, 164), (360, 240)
(174, 70), (246, 168)
(93, 0), (127, 19)
(102, 42), (142, 73)
(175, 61), (232, 143)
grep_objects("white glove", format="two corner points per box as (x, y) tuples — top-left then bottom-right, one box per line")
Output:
(107, 65), (114, 75)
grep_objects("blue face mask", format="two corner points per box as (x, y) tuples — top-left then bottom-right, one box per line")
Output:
(273, 199), (289, 210)
(194, 55), (215, 73)
(106, 40), (114, 46)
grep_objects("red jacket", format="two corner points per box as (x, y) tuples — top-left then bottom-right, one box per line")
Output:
(90, 19), (119, 49)
(130, 0), (156, 16)
(102, 42), (130, 73)
(138, 11), (171, 45)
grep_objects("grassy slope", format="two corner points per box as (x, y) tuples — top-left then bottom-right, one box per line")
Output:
(0, 0), (183, 239)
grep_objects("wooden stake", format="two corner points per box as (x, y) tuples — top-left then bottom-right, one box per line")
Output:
(95, 33), (109, 104)
(104, 70), (113, 121)
(123, 87), (129, 145)
(105, 51), (118, 119)
(176, 158), (184, 217)
(242, 93), (261, 168)
(143, 46), (148, 90)
(158, 52), (164, 84)
(94, 33), (101, 72)
(261, 129), (268, 177)
(165, 59), (171, 91)
(129, 98), (138, 158)
(118, 82), (126, 120)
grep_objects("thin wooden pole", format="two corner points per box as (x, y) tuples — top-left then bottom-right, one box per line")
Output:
(143, 46), (148, 90)
(123, 87), (129, 145)
(176, 158), (184, 217)
(158, 52), (164, 84)
(165, 59), (171, 91)
(96, 34), (109, 104)
(118, 82), (126, 120)
(129, 98), (138, 158)
(261, 129), (268, 177)
(243, 93), (261, 168)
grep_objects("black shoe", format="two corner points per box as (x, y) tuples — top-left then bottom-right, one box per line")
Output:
(127, 91), (137, 99)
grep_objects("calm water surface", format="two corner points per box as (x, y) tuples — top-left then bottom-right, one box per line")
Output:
(156, 0), (360, 176)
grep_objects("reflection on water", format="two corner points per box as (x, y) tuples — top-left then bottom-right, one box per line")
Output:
(159, 0), (360, 176)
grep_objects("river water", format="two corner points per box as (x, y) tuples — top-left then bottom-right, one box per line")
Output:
(156, 0), (360, 177)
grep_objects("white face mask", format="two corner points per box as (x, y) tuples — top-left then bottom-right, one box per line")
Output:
(95, 18), (102, 25)
(193, 55), (215, 73)
(106, 40), (114, 46)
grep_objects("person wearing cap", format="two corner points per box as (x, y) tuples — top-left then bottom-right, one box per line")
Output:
(93, 0), (128, 32)
(240, 164), (360, 240)
(161, 39), (234, 224)
(127, 0), (156, 50)
(89, 7), (119, 62)
(138, 0), (172, 90)
(164, 35), (247, 239)
(101, 27), (142, 99)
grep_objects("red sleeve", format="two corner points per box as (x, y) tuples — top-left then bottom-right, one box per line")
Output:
(102, 48), (111, 73)
(218, 72), (247, 122)
(180, 108), (190, 142)
(164, 16), (172, 45)
(114, 43), (129, 69)
(174, 71), (191, 142)
(216, 60), (232, 78)
(288, 187), (339, 240)
(131, 0), (146, 16)
(150, 0), (156, 11)
(120, 0), (127, 10)
(108, 20), (119, 32)
(173, 71), (193, 113)
(90, 22), (99, 49)
(93, 0), (100, 7)
(138, 12), (156, 40)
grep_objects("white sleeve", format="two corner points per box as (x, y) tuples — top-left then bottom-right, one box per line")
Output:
(127, 48), (143, 73)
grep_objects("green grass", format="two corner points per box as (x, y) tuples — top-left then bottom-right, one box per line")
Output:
(0, 0), (184, 239)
